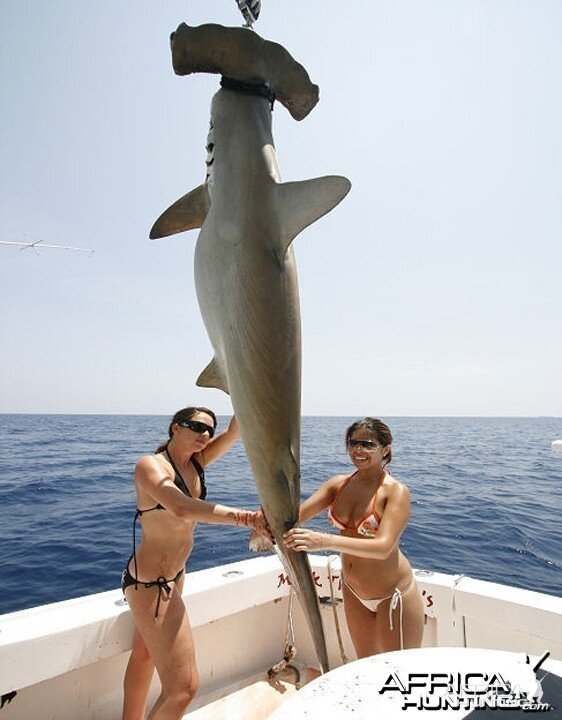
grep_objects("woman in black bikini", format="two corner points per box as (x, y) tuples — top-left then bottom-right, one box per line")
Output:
(122, 406), (268, 720)
(284, 418), (424, 658)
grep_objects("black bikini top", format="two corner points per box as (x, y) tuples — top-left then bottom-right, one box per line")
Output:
(130, 451), (207, 606)
(136, 451), (207, 516)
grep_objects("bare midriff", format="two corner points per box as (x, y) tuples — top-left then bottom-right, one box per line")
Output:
(131, 513), (196, 582)
(341, 539), (413, 599)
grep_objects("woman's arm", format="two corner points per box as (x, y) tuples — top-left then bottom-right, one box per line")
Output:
(195, 416), (239, 468)
(285, 482), (411, 559)
(299, 475), (343, 524)
(135, 455), (267, 532)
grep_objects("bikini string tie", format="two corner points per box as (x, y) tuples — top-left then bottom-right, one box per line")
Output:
(388, 588), (404, 650)
(132, 510), (140, 591)
(145, 577), (173, 618)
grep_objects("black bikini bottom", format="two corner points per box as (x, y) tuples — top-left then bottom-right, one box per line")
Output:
(121, 556), (185, 618)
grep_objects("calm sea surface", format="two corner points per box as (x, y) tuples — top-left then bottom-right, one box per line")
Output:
(0, 415), (560, 615)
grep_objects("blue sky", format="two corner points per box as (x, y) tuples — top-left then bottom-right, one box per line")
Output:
(1, 1), (561, 416)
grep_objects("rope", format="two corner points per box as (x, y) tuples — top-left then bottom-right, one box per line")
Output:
(220, 76), (276, 110)
(267, 586), (301, 688)
(286, 585), (296, 649)
(327, 555), (348, 665)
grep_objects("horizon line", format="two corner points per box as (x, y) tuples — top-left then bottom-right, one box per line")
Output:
(0, 412), (560, 420)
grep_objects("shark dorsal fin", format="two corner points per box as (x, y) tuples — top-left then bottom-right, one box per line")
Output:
(274, 176), (351, 259)
(150, 184), (211, 239)
(196, 356), (229, 395)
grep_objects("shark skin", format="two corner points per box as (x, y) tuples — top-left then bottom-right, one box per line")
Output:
(169, 22), (319, 121)
(151, 87), (350, 674)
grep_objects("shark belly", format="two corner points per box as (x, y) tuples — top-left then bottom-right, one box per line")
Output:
(194, 208), (330, 671)
(195, 208), (301, 484)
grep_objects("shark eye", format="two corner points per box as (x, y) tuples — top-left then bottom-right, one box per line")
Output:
(206, 143), (214, 153)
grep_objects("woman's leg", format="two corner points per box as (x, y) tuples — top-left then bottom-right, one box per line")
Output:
(342, 581), (378, 659)
(122, 628), (155, 720)
(124, 576), (198, 720)
(122, 575), (186, 719)
(373, 581), (425, 653)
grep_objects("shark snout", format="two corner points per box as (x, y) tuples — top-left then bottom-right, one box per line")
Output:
(169, 25), (182, 48)
(170, 22), (188, 45)
(170, 23), (191, 75)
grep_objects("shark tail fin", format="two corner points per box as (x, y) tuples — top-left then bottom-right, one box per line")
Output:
(275, 176), (351, 258)
(149, 184), (210, 239)
(196, 357), (229, 395)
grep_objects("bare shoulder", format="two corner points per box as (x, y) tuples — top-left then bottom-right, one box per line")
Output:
(383, 473), (411, 504)
(135, 454), (169, 480)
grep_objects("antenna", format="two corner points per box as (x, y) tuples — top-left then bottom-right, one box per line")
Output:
(0, 239), (94, 256)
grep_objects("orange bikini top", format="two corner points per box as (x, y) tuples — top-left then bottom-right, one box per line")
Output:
(327, 472), (382, 537)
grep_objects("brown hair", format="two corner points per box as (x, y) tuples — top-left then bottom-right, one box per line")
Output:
(345, 417), (393, 467)
(155, 406), (218, 453)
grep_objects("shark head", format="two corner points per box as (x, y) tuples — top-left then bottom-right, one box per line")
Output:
(170, 23), (319, 120)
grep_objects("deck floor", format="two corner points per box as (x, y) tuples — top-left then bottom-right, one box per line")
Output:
(184, 665), (320, 720)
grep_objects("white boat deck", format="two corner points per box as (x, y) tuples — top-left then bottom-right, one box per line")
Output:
(185, 665), (319, 719)
(0, 555), (560, 719)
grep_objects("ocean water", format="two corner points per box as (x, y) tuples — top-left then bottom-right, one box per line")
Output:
(0, 415), (560, 616)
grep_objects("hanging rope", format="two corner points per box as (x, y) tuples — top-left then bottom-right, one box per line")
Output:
(235, 0), (261, 28)
(267, 585), (301, 688)
(327, 555), (348, 666)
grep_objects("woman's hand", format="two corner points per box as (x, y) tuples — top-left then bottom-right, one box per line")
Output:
(247, 509), (273, 539)
(283, 528), (330, 552)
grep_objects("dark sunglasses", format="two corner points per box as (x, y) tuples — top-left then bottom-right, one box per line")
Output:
(347, 439), (380, 450)
(178, 419), (215, 438)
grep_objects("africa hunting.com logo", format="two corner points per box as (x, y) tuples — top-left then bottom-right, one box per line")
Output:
(378, 651), (554, 712)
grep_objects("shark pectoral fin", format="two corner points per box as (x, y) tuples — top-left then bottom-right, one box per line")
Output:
(149, 184), (210, 239)
(196, 357), (229, 395)
(275, 176), (352, 256)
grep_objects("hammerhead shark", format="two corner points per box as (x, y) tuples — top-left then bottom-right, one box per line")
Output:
(151, 23), (351, 673)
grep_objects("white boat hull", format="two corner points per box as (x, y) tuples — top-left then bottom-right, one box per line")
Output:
(1, 555), (560, 719)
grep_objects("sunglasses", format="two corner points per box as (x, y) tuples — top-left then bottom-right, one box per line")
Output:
(347, 439), (380, 451)
(178, 419), (215, 438)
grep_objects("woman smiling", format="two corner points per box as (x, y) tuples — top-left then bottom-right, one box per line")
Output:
(284, 417), (424, 658)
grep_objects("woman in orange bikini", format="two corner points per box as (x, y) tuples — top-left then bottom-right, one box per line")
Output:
(284, 417), (424, 657)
